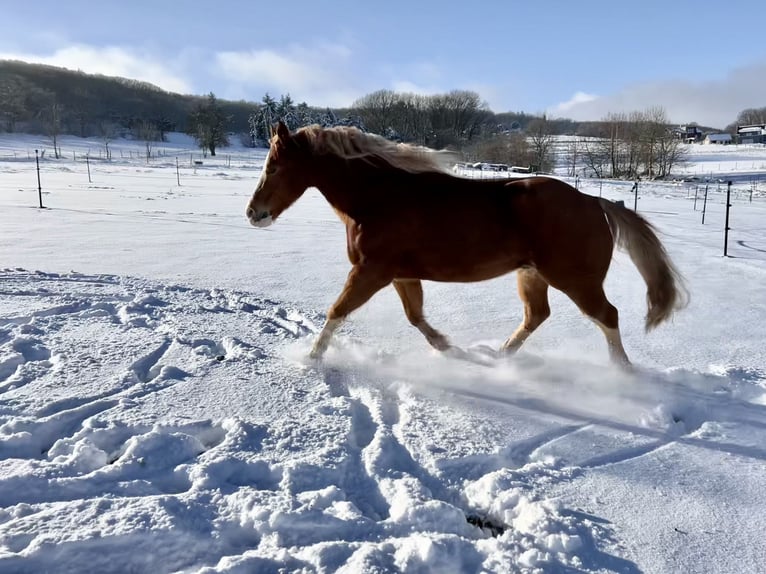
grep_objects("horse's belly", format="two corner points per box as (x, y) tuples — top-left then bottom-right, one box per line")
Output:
(397, 254), (523, 283)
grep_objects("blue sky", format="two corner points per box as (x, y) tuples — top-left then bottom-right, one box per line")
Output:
(1, 0), (764, 127)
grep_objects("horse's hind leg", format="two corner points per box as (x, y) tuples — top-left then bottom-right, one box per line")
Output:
(393, 279), (450, 351)
(562, 283), (631, 366)
(501, 267), (551, 354)
(310, 265), (392, 359)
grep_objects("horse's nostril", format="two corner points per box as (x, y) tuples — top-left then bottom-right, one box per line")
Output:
(246, 207), (254, 218)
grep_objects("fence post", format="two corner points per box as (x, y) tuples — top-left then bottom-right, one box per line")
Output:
(724, 181), (732, 257)
(86, 154), (92, 183)
(176, 157), (181, 187)
(633, 180), (639, 212)
(702, 184), (709, 224)
(35, 149), (43, 208)
(693, 185), (699, 210)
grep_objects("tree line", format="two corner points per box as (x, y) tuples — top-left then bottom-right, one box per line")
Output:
(570, 107), (686, 180)
(2, 59), (764, 177)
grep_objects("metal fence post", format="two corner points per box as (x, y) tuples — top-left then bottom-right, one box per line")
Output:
(35, 149), (43, 208)
(633, 181), (639, 212)
(702, 184), (709, 224)
(724, 181), (732, 257)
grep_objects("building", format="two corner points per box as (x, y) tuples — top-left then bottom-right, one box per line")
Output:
(703, 133), (732, 145)
(674, 125), (704, 143)
(737, 124), (766, 144)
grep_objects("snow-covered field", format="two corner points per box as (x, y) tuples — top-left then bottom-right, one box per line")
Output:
(1, 133), (766, 573)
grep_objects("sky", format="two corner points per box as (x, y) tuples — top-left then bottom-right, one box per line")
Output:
(1, 0), (765, 127)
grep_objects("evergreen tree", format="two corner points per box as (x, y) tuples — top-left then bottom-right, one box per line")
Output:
(296, 102), (315, 127)
(248, 93), (278, 145)
(277, 94), (300, 130)
(187, 92), (229, 156)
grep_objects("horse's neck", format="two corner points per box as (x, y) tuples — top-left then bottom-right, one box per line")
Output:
(313, 158), (381, 220)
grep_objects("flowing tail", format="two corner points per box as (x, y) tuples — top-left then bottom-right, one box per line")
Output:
(599, 198), (688, 330)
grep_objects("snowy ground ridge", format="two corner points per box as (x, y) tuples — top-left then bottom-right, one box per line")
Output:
(2, 268), (765, 572)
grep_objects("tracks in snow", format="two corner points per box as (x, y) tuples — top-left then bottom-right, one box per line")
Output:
(1, 268), (764, 572)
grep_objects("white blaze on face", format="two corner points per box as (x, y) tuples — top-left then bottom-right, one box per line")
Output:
(255, 158), (268, 190)
(248, 153), (274, 227)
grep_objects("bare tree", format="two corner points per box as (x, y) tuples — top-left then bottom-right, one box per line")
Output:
(581, 137), (608, 178)
(44, 101), (63, 159)
(592, 106), (685, 180)
(565, 139), (579, 177)
(353, 90), (400, 136)
(527, 114), (555, 172)
(99, 121), (116, 160)
(466, 133), (532, 166)
(735, 107), (766, 126)
(136, 120), (159, 161)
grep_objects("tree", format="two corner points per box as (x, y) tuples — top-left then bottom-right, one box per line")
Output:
(277, 94), (300, 130)
(99, 120), (116, 160)
(248, 93), (280, 145)
(43, 100), (63, 159)
(0, 76), (28, 132)
(187, 92), (230, 156)
(465, 133), (532, 167)
(585, 106), (685, 180)
(734, 107), (766, 126)
(527, 114), (555, 172)
(136, 120), (159, 161)
(353, 90), (400, 136)
(427, 90), (487, 148)
(581, 137), (608, 178)
(565, 139), (579, 177)
(153, 116), (176, 142)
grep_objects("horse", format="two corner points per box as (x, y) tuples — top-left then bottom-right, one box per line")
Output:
(246, 121), (686, 366)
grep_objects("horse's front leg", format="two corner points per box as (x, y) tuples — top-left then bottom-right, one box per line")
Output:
(310, 264), (392, 359)
(392, 279), (450, 351)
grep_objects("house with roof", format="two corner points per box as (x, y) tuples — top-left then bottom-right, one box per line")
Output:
(737, 124), (766, 144)
(703, 133), (732, 145)
(674, 125), (703, 143)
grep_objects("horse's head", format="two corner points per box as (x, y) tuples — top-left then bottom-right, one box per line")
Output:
(246, 121), (308, 228)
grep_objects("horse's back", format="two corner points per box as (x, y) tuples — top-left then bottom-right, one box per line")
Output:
(504, 177), (615, 283)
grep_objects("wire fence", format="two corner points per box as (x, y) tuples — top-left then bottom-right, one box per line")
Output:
(4, 144), (764, 258)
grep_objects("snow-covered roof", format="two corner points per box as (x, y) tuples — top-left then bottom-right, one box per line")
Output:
(705, 133), (732, 142)
(737, 125), (766, 134)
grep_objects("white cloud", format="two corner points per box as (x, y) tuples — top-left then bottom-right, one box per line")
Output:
(0, 45), (192, 94)
(390, 80), (443, 95)
(551, 91), (598, 114)
(214, 43), (363, 107)
(551, 60), (766, 127)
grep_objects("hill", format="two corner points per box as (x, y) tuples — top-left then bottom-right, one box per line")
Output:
(0, 59), (258, 137)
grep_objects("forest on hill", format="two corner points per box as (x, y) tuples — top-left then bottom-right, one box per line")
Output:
(4, 59), (758, 179)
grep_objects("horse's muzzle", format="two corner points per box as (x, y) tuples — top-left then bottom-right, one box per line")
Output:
(246, 207), (273, 228)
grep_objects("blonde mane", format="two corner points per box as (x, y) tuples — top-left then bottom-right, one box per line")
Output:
(291, 125), (455, 174)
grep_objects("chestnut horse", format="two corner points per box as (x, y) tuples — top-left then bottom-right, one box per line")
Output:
(247, 121), (686, 366)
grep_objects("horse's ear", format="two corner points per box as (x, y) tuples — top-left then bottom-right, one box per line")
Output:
(276, 120), (290, 142)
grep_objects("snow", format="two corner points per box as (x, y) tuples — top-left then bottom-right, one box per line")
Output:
(1, 133), (766, 573)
